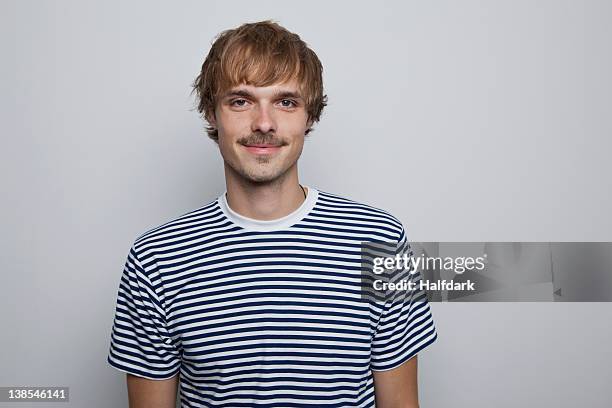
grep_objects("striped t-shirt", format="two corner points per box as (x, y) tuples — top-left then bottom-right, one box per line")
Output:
(107, 186), (438, 407)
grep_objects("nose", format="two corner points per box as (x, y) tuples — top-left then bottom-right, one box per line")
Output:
(251, 104), (277, 134)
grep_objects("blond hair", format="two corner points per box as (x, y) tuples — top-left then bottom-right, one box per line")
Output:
(191, 20), (327, 141)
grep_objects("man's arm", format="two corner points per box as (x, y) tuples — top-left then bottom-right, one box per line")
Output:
(372, 355), (419, 408)
(126, 374), (179, 408)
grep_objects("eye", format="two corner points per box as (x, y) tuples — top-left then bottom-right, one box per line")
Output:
(230, 98), (249, 107)
(279, 99), (297, 108)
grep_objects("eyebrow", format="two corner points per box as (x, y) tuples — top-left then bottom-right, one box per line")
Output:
(222, 89), (303, 100)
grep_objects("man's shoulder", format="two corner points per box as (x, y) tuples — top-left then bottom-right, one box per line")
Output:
(315, 189), (407, 242)
(131, 196), (222, 253)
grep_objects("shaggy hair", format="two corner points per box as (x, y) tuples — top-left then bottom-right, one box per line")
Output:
(191, 20), (327, 141)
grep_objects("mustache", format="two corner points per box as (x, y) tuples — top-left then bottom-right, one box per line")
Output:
(238, 133), (287, 147)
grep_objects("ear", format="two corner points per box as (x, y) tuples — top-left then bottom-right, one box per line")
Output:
(205, 108), (217, 128)
(306, 117), (314, 130)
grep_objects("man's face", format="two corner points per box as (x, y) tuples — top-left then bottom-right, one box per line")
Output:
(211, 78), (312, 183)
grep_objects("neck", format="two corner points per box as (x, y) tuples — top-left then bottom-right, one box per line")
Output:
(224, 163), (307, 221)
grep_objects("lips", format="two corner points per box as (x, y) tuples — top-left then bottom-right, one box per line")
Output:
(242, 143), (283, 155)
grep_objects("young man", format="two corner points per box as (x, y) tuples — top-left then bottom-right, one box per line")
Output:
(107, 20), (438, 407)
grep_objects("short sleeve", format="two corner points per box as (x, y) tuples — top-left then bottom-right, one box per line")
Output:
(107, 244), (181, 379)
(370, 235), (438, 371)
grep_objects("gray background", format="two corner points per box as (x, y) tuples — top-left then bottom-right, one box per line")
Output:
(2, 0), (611, 406)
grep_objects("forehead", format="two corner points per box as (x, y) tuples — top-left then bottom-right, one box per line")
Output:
(221, 78), (303, 98)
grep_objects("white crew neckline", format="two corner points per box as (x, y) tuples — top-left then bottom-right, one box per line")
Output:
(218, 186), (319, 232)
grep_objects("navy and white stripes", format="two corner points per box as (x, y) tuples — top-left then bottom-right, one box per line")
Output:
(108, 187), (437, 407)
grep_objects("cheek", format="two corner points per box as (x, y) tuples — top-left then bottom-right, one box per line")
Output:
(217, 111), (239, 134)
(217, 114), (250, 147)
(286, 135), (305, 159)
(282, 113), (310, 135)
